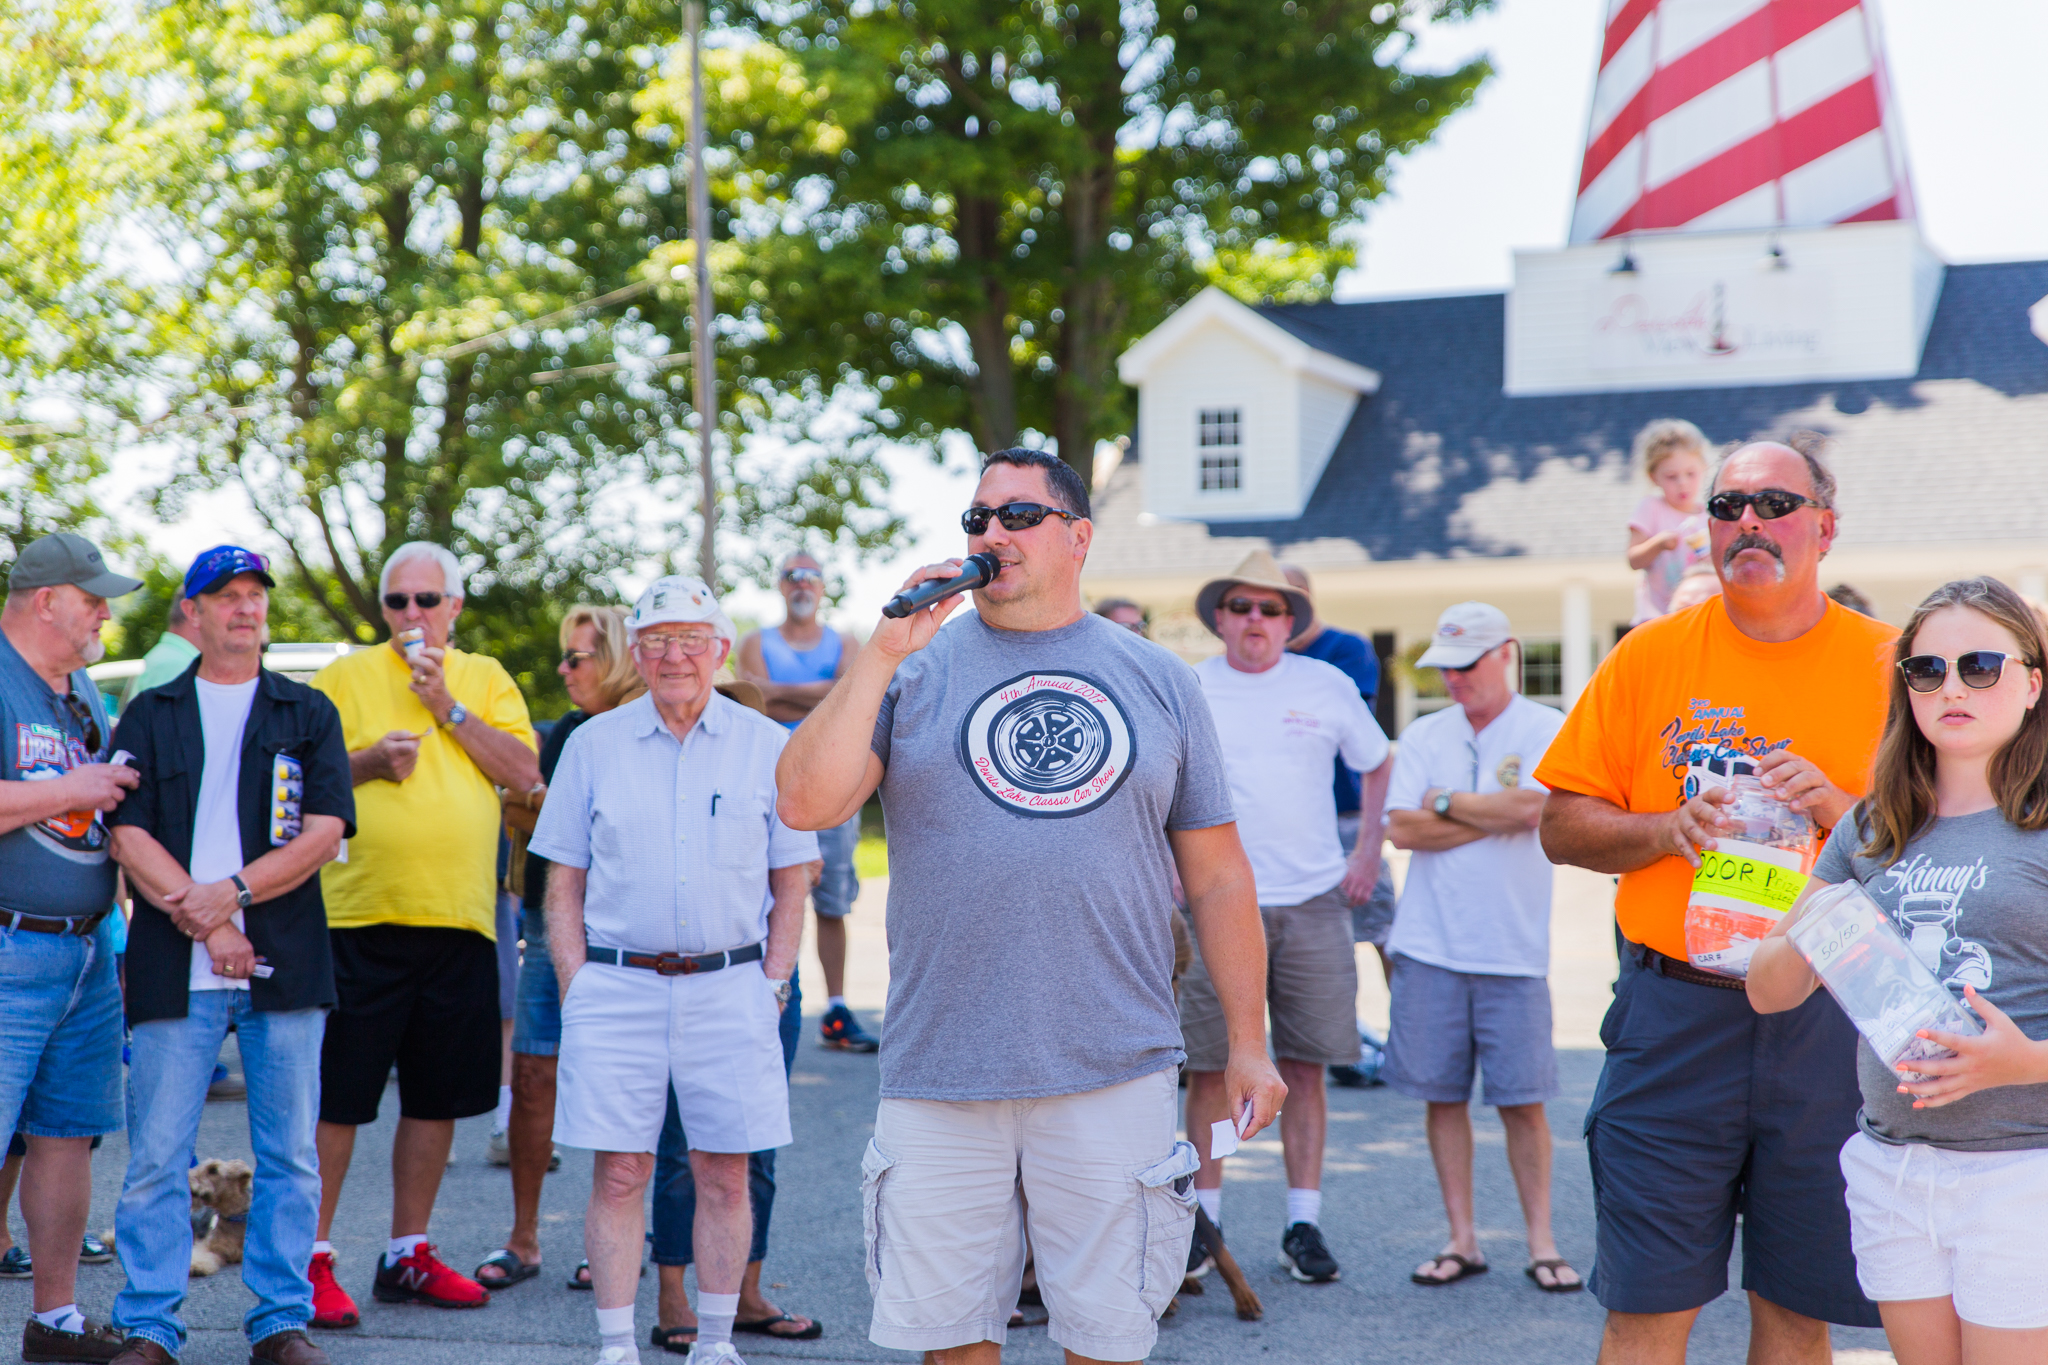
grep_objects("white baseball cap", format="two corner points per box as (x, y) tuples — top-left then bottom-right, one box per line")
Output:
(626, 575), (736, 644)
(1415, 602), (1513, 669)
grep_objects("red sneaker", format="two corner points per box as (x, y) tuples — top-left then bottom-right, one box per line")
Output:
(372, 1242), (491, 1309)
(308, 1251), (360, 1329)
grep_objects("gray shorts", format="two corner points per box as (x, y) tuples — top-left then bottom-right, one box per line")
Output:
(813, 814), (862, 919)
(1337, 813), (1397, 945)
(1180, 888), (1360, 1070)
(1382, 955), (1558, 1107)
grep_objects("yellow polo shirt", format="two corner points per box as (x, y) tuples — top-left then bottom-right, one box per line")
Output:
(312, 644), (536, 939)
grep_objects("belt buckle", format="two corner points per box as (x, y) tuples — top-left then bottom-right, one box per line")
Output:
(653, 953), (696, 977)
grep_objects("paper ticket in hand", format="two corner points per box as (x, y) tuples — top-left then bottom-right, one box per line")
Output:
(1208, 1119), (1239, 1159)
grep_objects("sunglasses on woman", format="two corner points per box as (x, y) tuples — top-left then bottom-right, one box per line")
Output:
(1222, 597), (1288, 618)
(383, 592), (445, 610)
(960, 502), (1083, 536)
(1705, 489), (1823, 522)
(560, 649), (595, 670)
(1898, 651), (2028, 693)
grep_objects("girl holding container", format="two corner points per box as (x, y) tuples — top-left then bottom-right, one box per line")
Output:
(1749, 576), (2048, 1364)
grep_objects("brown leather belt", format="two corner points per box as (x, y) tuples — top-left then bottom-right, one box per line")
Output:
(1644, 946), (1746, 991)
(583, 942), (764, 977)
(0, 907), (111, 938)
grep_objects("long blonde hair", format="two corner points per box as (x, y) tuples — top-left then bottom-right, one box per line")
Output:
(560, 604), (645, 712)
(1860, 576), (2048, 862)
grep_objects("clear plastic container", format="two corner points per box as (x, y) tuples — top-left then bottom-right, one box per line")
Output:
(1684, 772), (1816, 978)
(1786, 880), (1982, 1080)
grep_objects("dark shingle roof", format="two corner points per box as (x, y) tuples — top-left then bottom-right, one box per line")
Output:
(1090, 261), (2048, 576)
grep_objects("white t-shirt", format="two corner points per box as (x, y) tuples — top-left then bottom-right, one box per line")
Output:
(1194, 653), (1390, 905)
(189, 677), (259, 992)
(1386, 694), (1565, 977)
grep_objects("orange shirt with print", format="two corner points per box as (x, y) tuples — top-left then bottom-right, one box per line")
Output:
(1534, 597), (1896, 962)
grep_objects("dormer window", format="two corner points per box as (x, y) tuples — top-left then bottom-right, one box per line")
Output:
(1198, 408), (1243, 491)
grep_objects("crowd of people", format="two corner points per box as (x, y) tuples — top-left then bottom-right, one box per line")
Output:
(0, 424), (2044, 1365)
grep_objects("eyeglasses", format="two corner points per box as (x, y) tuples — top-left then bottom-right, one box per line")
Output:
(780, 567), (823, 586)
(54, 686), (102, 756)
(383, 592), (445, 611)
(1705, 489), (1823, 522)
(960, 502), (1083, 536)
(1898, 651), (2029, 693)
(634, 633), (718, 660)
(560, 650), (595, 670)
(1222, 597), (1288, 618)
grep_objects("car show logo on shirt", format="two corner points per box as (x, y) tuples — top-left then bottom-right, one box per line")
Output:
(15, 721), (108, 857)
(1663, 698), (1791, 795)
(959, 671), (1134, 818)
(1282, 708), (1324, 736)
(1496, 754), (1522, 789)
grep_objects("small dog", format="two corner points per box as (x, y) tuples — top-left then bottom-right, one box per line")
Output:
(188, 1159), (252, 1277)
(1176, 1204), (1263, 1321)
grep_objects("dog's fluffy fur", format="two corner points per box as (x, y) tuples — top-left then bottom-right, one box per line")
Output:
(188, 1158), (252, 1277)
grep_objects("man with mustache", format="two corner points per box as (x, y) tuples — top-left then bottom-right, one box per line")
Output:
(1537, 440), (1896, 1364)
(734, 554), (873, 1052)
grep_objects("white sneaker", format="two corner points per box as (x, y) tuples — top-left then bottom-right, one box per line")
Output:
(486, 1127), (512, 1166)
(594, 1348), (639, 1365)
(693, 1345), (747, 1364)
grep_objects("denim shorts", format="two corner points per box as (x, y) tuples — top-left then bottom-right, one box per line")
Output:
(0, 916), (124, 1138)
(813, 814), (862, 919)
(512, 908), (561, 1057)
(494, 892), (519, 1021)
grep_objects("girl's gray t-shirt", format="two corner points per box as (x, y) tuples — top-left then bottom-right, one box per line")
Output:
(871, 611), (1234, 1101)
(1811, 804), (2048, 1150)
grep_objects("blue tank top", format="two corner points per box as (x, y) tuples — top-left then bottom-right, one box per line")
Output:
(758, 627), (843, 730)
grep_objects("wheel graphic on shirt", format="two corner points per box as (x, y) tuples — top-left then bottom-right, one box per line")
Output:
(959, 671), (1134, 818)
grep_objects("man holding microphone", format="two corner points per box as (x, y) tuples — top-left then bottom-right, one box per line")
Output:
(778, 447), (1284, 1365)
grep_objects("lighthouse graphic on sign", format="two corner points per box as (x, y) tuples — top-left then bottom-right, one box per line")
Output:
(1570, 0), (1917, 243)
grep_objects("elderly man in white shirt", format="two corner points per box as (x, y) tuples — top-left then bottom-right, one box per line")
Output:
(529, 576), (817, 1365)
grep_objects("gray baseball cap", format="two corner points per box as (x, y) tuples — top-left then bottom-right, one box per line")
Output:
(8, 533), (144, 598)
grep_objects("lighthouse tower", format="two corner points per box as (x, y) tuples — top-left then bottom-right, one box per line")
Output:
(1506, 0), (1941, 397)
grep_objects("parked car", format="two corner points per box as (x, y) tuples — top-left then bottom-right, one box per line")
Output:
(87, 641), (358, 717)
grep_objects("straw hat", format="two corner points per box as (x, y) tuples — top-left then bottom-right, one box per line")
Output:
(1195, 549), (1315, 640)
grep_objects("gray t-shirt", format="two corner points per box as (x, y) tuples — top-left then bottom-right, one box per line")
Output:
(1812, 804), (2048, 1150)
(0, 629), (117, 915)
(871, 611), (1234, 1100)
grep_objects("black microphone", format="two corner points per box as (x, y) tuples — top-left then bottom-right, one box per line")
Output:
(881, 552), (1002, 619)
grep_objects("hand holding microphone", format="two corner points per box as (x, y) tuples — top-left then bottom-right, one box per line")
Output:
(869, 553), (1001, 660)
(881, 552), (1002, 618)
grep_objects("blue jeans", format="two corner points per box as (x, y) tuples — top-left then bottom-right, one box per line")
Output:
(114, 993), (326, 1352)
(650, 965), (799, 1266)
(0, 916), (123, 1138)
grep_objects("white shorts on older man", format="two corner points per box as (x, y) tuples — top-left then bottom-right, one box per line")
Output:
(553, 958), (792, 1154)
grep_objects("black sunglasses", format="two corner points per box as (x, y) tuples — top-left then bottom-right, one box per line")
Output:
(960, 502), (1083, 536)
(383, 592), (445, 610)
(1706, 489), (1823, 522)
(1222, 596), (1289, 618)
(1898, 651), (2028, 693)
(560, 649), (594, 670)
(55, 686), (102, 756)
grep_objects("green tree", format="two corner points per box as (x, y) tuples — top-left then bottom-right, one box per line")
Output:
(649, 0), (1491, 487)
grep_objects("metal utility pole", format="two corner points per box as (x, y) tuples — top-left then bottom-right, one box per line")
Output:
(686, 0), (717, 586)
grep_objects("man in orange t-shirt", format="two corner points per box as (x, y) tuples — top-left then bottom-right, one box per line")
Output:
(1537, 441), (1894, 1365)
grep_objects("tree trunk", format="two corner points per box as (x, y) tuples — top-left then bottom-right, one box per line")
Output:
(954, 191), (1017, 453)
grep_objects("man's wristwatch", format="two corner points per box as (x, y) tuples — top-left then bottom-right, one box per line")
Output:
(229, 873), (253, 910)
(772, 977), (793, 1008)
(445, 701), (468, 728)
(1432, 790), (1455, 818)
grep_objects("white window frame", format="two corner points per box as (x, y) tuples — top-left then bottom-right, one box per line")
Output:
(1196, 407), (1243, 493)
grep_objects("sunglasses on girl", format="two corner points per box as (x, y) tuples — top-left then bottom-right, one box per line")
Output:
(1898, 651), (2028, 693)
(1222, 597), (1289, 618)
(383, 592), (445, 610)
(960, 502), (1083, 536)
(1705, 489), (1823, 522)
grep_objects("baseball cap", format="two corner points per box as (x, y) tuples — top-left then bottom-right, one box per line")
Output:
(1415, 602), (1513, 669)
(7, 533), (144, 598)
(626, 575), (736, 645)
(184, 545), (276, 599)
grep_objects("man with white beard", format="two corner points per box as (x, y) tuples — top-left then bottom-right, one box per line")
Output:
(734, 553), (874, 1051)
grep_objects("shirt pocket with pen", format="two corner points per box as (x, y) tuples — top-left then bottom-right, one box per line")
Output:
(711, 794), (769, 870)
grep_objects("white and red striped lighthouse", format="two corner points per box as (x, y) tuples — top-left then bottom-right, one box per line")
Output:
(1570, 0), (1916, 243)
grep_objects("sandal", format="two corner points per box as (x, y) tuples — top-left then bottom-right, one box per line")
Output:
(1411, 1253), (1489, 1285)
(474, 1249), (539, 1288)
(1525, 1258), (1584, 1293)
(734, 1311), (823, 1340)
(650, 1323), (696, 1355)
(569, 1259), (645, 1290)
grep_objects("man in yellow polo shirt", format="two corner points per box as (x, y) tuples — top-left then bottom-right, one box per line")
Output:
(303, 542), (540, 1329)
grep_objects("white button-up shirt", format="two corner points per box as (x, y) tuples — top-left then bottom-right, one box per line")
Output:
(530, 690), (820, 955)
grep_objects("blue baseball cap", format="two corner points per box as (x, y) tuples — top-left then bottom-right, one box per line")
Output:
(183, 545), (276, 599)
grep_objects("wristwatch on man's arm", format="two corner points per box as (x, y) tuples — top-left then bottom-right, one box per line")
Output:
(1431, 790), (1455, 818)
(444, 701), (468, 728)
(229, 873), (253, 910)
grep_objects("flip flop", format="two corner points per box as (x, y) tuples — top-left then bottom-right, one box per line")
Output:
(474, 1249), (539, 1288)
(650, 1323), (696, 1355)
(734, 1312), (823, 1340)
(1525, 1259), (1584, 1293)
(569, 1259), (644, 1290)
(1411, 1253), (1489, 1286)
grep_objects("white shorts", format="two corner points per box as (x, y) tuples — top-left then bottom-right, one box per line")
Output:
(1840, 1130), (2048, 1329)
(862, 1069), (1197, 1360)
(553, 959), (790, 1155)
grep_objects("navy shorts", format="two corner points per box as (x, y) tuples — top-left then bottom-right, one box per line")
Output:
(1584, 943), (1880, 1327)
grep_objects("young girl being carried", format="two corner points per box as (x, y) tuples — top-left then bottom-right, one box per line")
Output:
(1624, 418), (1711, 623)
(1749, 576), (2048, 1365)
